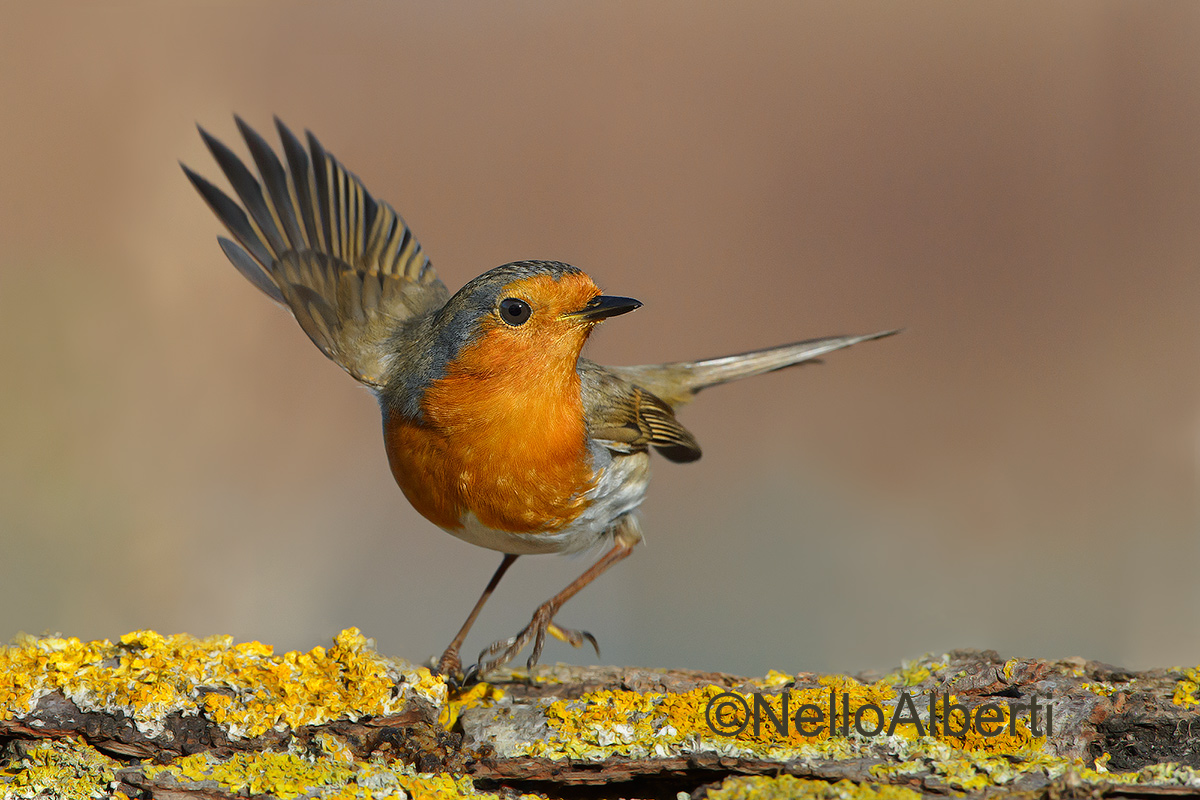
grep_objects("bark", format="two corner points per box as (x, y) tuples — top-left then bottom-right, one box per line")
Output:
(2, 643), (1198, 799)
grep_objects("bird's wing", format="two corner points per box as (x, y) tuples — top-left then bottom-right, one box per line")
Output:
(579, 360), (702, 463)
(183, 117), (449, 388)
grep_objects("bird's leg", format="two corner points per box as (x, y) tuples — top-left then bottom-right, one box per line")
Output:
(437, 553), (518, 679)
(477, 519), (640, 675)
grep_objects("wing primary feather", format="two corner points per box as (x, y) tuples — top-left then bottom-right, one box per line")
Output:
(197, 126), (289, 257)
(305, 130), (336, 261)
(362, 187), (379, 237)
(336, 162), (353, 262)
(235, 116), (306, 251)
(182, 163), (275, 269)
(217, 237), (285, 304)
(381, 216), (405, 274)
(349, 173), (366, 264)
(396, 225), (421, 279)
(639, 394), (702, 461)
(654, 443), (703, 463)
(363, 205), (393, 268)
(275, 118), (322, 249)
(188, 118), (450, 389)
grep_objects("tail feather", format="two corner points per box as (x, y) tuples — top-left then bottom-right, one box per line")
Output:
(608, 329), (899, 408)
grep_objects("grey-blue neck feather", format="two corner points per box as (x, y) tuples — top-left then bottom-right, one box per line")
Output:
(381, 261), (583, 422)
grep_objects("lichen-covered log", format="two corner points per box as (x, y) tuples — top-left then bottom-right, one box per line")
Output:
(0, 630), (1198, 799)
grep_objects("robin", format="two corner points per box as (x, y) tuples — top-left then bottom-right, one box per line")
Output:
(184, 117), (896, 680)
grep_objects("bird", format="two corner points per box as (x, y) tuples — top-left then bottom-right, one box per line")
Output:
(183, 116), (897, 681)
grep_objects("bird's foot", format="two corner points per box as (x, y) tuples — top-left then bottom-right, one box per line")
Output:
(435, 647), (476, 689)
(435, 646), (461, 677)
(547, 621), (599, 655)
(476, 604), (599, 676)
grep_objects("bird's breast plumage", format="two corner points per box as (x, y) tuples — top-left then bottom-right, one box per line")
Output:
(382, 326), (598, 540)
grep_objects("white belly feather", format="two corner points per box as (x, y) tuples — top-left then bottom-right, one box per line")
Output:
(446, 443), (649, 555)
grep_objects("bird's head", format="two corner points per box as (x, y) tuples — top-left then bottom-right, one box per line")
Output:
(430, 260), (640, 379)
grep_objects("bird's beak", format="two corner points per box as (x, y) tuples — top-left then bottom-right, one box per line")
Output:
(565, 295), (642, 322)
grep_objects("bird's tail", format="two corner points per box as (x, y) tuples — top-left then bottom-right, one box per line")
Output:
(607, 329), (899, 408)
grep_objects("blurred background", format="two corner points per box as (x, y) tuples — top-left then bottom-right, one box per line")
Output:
(2, 2), (1198, 678)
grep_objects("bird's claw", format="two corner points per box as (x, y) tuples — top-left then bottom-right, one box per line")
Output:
(437, 647), (484, 689)
(459, 662), (483, 687)
(547, 622), (600, 657)
(475, 605), (600, 676)
(476, 633), (526, 676)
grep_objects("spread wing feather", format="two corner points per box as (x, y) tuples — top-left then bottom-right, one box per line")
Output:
(183, 116), (448, 388)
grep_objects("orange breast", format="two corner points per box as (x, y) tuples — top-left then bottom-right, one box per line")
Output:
(383, 328), (596, 534)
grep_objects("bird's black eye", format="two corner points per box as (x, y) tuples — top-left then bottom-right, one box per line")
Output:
(498, 297), (532, 326)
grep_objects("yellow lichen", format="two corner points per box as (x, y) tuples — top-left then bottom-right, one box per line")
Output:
(145, 750), (356, 799)
(1172, 667), (1200, 708)
(935, 694), (1045, 755)
(0, 739), (120, 800)
(705, 775), (922, 800)
(523, 676), (912, 762)
(886, 656), (948, 687)
(6, 638), (1200, 798)
(1081, 681), (1116, 697)
(441, 681), (505, 730)
(751, 669), (795, 689)
(142, 746), (541, 800)
(872, 744), (1200, 793)
(523, 677), (1048, 765)
(0, 628), (446, 739)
